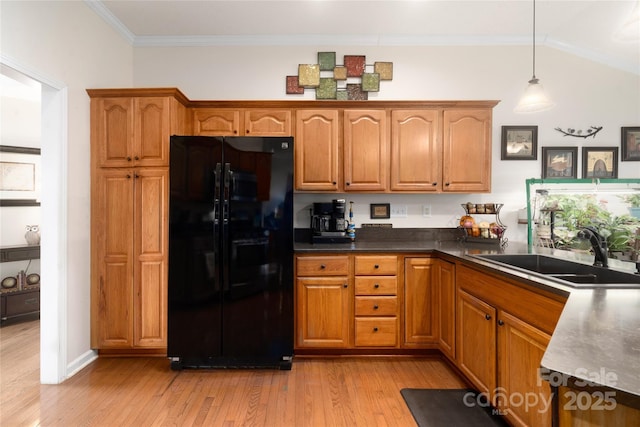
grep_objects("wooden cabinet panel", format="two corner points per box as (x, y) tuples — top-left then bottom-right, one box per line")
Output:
(355, 317), (398, 347)
(135, 98), (170, 166)
(94, 169), (134, 348)
(296, 276), (350, 348)
(497, 311), (552, 427)
(390, 109), (441, 191)
(355, 296), (398, 316)
(354, 255), (397, 275)
(193, 109), (241, 136)
(404, 257), (437, 345)
(133, 169), (168, 347)
(456, 289), (497, 396)
(436, 259), (456, 359)
(295, 110), (340, 191)
(296, 255), (349, 276)
(442, 109), (492, 192)
(93, 97), (133, 168)
(343, 110), (388, 191)
(354, 277), (397, 295)
(244, 109), (291, 136)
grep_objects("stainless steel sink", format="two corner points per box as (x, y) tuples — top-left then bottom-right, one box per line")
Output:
(472, 254), (640, 288)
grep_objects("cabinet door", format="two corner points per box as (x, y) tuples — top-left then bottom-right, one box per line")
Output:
(295, 110), (340, 191)
(456, 289), (496, 396)
(442, 109), (492, 192)
(343, 110), (388, 191)
(134, 97), (170, 167)
(296, 276), (350, 348)
(93, 169), (135, 348)
(404, 258), (437, 345)
(93, 97), (134, 168)
(133, 168), (169, 347)
(193, 108), (241, 136)
(244, 109), (292, 136)
(498, 311), (552, 427)
(390, 110), (441, 191)
(436, 259), (456, 359)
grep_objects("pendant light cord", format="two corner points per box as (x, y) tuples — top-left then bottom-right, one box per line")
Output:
(532, 0), (537, 80)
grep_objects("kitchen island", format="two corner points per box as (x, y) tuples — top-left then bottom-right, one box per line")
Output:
(294, 227), (640, 425)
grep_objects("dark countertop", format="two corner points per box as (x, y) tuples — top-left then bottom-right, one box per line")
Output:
(295, 228), (640, 409)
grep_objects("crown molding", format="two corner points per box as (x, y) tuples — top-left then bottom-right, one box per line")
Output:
(86, 1), (639, 76)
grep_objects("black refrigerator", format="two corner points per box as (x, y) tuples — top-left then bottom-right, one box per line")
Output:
(167, 135), (294, 370)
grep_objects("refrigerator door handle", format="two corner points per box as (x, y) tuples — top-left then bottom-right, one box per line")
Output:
(223, 162), (231, 223)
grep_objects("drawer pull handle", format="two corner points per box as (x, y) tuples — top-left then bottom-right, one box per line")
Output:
(485, 314), (492, 321)
(373, 304), (379, 310)
(320, 264), (326, 269)
(374, 283), (380, 289)
(374, 264), (379, 269)
(373, 327), (379, 332)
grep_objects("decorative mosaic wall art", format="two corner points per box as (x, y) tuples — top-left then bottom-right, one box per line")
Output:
(286, 52), (393, 100)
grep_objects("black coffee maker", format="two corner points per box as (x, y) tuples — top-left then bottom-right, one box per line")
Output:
(310, 199), (351, 243)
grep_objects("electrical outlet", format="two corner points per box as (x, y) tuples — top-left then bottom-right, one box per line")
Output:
(390, 204), (408, 217)
(422, 205), (432, 217)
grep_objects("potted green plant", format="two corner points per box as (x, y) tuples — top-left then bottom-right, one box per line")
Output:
(621, 194), (640, 219)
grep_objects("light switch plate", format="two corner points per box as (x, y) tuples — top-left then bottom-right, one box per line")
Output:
(422, 205), (432, 217)
(390, 204), (408, 217)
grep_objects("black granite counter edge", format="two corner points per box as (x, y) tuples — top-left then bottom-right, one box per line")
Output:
(294, 228), (640, 409)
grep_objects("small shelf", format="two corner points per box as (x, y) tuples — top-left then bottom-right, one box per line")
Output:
(0, 245), (40, 263)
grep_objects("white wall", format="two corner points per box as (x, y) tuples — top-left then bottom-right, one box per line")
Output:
(1, 0), (133, 380)
(135, 44), (640, 243)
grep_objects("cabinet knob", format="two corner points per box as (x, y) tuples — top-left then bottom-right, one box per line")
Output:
(432, 182), (438, 186)
(134, 156), (139, 161)
(374, 283), (380, 288)
(346, 182), (351, 186)
(343, 283), (348, 288)
(373, 327), (379, 332)
(445, 182), (451, 186)
(485, 314), (492, 320)
(374, 264), (379, 269)
(134, 173), (139, 179)
(373, 304), (379, 310)
(126, 174), (131, 179)
(332, 181), (337, 185)
(126, 156), (132, 161)
(320, 264), (326, 269)
(498, 319), (504, 326)
(233, 130), (238, 134)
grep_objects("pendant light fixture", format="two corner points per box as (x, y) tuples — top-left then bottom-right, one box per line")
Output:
(515, 0), (555, 113)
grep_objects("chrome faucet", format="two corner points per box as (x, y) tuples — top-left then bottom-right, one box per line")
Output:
(578, 226), (608, 268)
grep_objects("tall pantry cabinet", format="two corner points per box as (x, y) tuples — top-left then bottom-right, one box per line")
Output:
(88, 88), (190, 353)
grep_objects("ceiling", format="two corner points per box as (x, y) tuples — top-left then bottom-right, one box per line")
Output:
(89, 1), (639, 74)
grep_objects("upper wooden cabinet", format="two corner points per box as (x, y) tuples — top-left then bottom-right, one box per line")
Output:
(390, 109), (440, 191)
(88, 90), (189, 168)
(343, 110), (388, 192)
(442, 109), (492, 192)
(192, 108), (292, 136)
(295, 109), (340, 191)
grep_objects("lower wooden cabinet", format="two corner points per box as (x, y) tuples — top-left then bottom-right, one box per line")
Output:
(404, 257), (437, 346)
(435, 259), (456, 359)
(295, 255), (350, 348)
(456, 264), (565, 427)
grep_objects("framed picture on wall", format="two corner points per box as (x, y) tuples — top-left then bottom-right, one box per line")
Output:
(621, 127), (640, 161)
(0, 145), (41, 206)
(501, 125), (537, 160)
(541, 147), (578, 179)
(582, 147), (618, 179)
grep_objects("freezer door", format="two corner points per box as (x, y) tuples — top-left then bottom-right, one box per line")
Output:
(167, 136), (224, 360)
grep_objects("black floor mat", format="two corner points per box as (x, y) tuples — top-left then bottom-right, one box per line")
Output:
(400, 388), (510, 427)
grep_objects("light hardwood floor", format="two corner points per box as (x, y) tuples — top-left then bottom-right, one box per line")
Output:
(1, 320), (467, 426)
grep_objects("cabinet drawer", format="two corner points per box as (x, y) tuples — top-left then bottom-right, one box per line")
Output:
(296, 256), (349, 276)
(355, 277), (397, 295)
(355, 296), (398, 316)
(355, 317), (398, 347)
(2, 289), (40, 318)
(354, 255), (397, 275)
